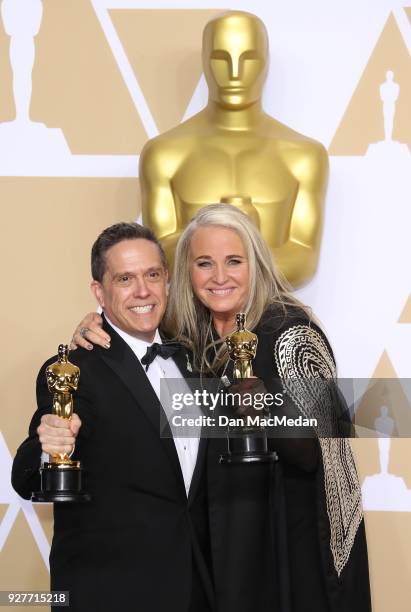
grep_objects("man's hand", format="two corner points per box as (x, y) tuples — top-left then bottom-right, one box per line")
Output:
(70, 312), (110, 351)
(37, 413), (82, 456)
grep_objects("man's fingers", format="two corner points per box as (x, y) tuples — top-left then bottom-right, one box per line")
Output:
(38, 425), (75, 439)
(41, 414), (71, 428)
(70, 414), (82, 435)
(38, 422), (76, 454)
(39, 432), (76, 445)
(38, 414), (81, 437)
(37, 413), (82, 458)
(42, 444), (75, 456)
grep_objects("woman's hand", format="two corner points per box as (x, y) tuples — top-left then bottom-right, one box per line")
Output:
(229, 376), (319, 471)
(229, 377), (268, 418)
(70, 312), (110, 351)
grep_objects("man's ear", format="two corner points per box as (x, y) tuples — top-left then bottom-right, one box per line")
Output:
(91, 280), (104, 308)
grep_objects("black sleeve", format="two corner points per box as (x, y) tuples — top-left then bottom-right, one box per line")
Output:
(11, 365), (50, 499)
(266, 398), (320, 473)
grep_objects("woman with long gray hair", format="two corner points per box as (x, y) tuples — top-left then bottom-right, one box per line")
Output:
(163, 204), (370, 611)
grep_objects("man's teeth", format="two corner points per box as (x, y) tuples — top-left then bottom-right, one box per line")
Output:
(131, 305), (154, 313)
(209, 288), (234, 295)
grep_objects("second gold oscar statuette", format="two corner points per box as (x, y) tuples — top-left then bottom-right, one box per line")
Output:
(219, 313), (277, 464)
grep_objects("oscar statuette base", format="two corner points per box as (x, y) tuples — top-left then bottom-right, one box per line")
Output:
(32, 462), (91, 503)
(219, 430), (278, 465)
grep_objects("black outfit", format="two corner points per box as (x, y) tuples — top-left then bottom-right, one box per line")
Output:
(12, 318), (213, 612)
(206, 306), (372, 612)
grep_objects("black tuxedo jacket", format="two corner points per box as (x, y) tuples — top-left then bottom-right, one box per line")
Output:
(12, 320), (213, 612)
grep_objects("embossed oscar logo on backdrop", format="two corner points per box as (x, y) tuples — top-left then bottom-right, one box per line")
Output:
(362, 406), (411, 511)
(330, 10), (411, 158)
(0, 0), (70, 158)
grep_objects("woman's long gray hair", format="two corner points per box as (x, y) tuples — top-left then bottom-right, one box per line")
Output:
(162, 204), (310, 372)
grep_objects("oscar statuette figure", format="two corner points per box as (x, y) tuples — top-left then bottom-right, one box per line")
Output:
(32, 344), (90, 502)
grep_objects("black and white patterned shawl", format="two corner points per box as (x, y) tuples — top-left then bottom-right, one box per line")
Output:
(274, 323), (363, 576)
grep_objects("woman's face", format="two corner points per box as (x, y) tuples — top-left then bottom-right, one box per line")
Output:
(189, 226), (250, 323)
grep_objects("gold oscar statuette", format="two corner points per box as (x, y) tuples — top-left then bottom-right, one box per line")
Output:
(220, 314), (277, 464)
(225, 312), (258, 379)
(32, 345), (90, 503)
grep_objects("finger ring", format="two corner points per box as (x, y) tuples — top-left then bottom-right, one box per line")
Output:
(79, 327), (90, 339)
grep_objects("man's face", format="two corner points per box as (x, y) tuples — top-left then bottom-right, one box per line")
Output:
(203, 14), (268, 109)
(91, 239), (168, 342)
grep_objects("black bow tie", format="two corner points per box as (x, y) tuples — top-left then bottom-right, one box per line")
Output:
(140, 342), (181, 371)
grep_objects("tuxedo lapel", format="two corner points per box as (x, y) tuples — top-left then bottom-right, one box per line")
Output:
(98, 318), (186, 497)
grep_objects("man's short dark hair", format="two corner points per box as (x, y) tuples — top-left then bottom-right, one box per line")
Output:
(91, 222), (167, 282)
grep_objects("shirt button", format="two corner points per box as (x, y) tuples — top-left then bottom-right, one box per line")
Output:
(184, 445), (187, 451)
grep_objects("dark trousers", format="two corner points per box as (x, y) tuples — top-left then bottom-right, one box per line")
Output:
(189, 559), (212, 612)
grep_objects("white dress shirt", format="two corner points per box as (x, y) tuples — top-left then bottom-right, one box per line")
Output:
(106, 317), (199, 496)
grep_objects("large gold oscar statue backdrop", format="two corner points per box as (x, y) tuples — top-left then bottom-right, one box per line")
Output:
(140, 11), (329, 287)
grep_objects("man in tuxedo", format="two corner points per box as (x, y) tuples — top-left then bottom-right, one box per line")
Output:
(11, 223), (213, 612)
